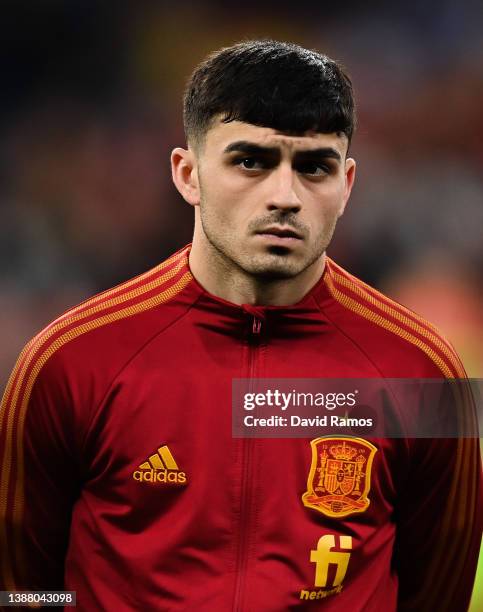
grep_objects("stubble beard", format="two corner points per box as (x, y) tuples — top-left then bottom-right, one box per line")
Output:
(199, 192), (338, 281)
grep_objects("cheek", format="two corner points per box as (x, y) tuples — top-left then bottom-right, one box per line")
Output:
(205, 176), (257, 222)
(305, 191), (341, 220)
(302, 192), (345, 237)
(201, 181), (244, 229)
(309, 184), (346, 215)
(203, 166), (240, 202)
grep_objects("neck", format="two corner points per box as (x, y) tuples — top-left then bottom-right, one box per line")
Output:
(189, 228), (326, 307)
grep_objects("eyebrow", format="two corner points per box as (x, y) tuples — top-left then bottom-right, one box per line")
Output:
(223, 140), (342, 162)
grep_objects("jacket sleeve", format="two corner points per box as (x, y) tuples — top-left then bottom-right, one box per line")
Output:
(394, 386), (482, 612)
(0, 342), (81, 593)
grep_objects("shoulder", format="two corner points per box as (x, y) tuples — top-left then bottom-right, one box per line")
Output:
(319, 258), (466, 378)
(2, 245), (195, 408)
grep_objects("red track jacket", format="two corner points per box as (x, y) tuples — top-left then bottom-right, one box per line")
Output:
(1, 244), (481, 611)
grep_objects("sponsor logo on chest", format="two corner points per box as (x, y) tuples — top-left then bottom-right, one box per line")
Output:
(132, 444), (187, 485)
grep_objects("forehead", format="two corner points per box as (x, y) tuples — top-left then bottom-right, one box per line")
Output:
(202, 119), (348, 156)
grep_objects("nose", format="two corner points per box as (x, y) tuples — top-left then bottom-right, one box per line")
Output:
(266, 163), (302, 214)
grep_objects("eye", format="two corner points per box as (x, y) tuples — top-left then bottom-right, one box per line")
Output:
(296, 161), (330, 176)
(234, 156), (266, 170)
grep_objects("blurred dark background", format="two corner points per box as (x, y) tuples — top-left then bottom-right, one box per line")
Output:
(0, 1), (482, 605)
(2, 0), (483, 379)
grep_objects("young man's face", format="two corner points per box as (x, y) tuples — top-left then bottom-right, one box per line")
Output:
(189, 119), (355, 279)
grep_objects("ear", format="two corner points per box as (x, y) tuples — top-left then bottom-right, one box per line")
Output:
(338, 157), (356, 217)
(171, 147), (200, 206)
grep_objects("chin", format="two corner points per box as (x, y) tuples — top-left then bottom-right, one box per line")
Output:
(242, 256), (305, 280)
(255, 269), (300, 280)
(241, 245), (324, 280)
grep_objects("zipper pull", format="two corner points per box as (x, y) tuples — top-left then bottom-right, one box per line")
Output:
(242, 304), (265, 336)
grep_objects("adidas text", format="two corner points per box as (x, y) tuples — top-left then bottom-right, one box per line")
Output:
(133, 469), (187, 484)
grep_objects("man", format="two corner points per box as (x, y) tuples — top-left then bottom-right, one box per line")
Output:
(0, 40), (480, 611)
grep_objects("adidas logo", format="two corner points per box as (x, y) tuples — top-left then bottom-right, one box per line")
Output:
(132, 445), (187, 485)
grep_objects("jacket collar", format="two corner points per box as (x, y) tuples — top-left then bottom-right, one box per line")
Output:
(178, 244), (335, 333)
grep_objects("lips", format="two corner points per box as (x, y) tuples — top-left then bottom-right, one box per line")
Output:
(256, 226), (302, 239)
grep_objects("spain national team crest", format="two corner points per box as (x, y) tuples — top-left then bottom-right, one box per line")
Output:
(302, 437), (377, 518)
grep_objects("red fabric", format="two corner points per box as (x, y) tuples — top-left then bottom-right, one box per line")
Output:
(1, 244), (480, 611)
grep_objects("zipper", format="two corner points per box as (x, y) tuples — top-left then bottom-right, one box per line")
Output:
(232, 313), (263, 612)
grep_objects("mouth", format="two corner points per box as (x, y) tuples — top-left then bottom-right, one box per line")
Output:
(255, 226), (302, 242)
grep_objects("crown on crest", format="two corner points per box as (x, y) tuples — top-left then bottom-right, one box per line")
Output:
(329, 441), (358, 461)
